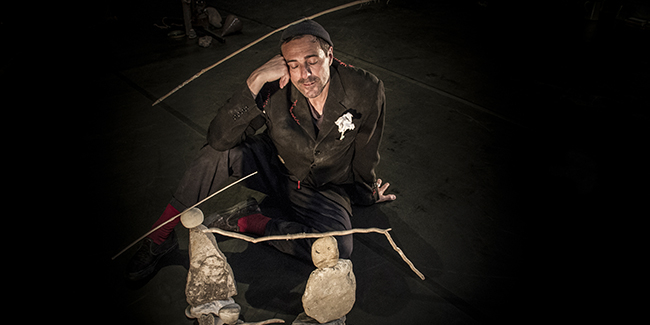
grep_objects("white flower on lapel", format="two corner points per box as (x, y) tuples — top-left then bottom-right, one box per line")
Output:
(335, 112), (355, 140)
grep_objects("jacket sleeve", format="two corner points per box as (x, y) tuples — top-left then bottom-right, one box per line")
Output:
(207, 83), (267, 151)
(349, 80), (385, 205)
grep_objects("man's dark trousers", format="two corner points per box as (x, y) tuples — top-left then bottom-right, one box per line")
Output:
(169, 134), (353, 261)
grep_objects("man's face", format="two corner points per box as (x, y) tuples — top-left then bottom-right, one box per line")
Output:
(281, 36), (333, 99)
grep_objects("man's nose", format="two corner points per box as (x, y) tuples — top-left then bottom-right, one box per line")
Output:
(301, 65), (312, 79)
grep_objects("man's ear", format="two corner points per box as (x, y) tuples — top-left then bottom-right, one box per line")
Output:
(327, 46), (334, 66)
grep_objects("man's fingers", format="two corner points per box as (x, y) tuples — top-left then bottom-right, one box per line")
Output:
(377, 193), (396, 203)
(378, 180), (390, 194)
(375, 179), (396, 203)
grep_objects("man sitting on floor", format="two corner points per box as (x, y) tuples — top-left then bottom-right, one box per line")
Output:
(127, 19), (396, 281)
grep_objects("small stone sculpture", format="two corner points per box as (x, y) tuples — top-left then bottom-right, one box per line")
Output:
(182, 208), (285, 325)
(182, 208), (239, 324)
(294, 237), (356, 325)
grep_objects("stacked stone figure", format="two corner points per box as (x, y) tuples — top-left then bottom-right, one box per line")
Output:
(181, 208), (285, 325)
(180, 207), (358, 324)
(294, 236), (356, 325)
(182, 208), (241, 325)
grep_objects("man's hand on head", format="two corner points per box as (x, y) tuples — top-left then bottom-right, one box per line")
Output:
(247, 55), (291, 97)
(376, 178), (397, 203)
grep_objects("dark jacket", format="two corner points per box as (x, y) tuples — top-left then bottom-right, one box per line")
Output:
(208, 60), (385, 205)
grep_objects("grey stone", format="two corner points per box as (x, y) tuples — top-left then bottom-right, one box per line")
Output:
(198, 36), (213, 47)
(185, 298), (236, 318)
(205, 7), (222, 28)
(199, 314), (215, 325)
(186, 224), (237, 306)
(302, 259), (355, 323)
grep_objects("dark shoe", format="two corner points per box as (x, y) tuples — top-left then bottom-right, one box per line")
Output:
(204, 198), (260, 232)
(125, 230), (178, 281)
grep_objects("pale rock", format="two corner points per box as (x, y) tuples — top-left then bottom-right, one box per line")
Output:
(302, 259), (355, 323)
(186, 224), (237, 306)
(311, 236), (338, 269)
(217, 304), (242, 325)
(181, 207), (204, 228)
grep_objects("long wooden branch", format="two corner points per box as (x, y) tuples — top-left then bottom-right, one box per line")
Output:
(204, 227), (425, 280)
(152, 0), (374, 106)
(111, 171), (258, 260)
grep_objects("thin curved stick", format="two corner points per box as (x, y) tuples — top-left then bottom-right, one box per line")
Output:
(152, 0), (374, 106)
(204, 226), (425, 280)
(241, 319), (285, 325)
(111, 171), (258, 260)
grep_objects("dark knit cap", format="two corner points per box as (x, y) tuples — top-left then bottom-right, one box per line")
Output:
(280, 19), (333, 47)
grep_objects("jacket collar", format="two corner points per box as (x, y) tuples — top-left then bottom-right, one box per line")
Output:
(289, 65), (349, 142)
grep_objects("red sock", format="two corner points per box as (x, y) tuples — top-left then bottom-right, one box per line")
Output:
(147, 204), (180, 245)
(237, 213), (270, 235)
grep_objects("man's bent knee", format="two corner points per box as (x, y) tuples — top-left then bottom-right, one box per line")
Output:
(336, 234), (353, 259)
